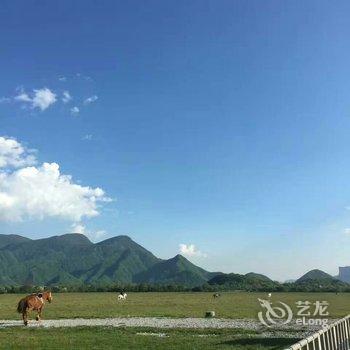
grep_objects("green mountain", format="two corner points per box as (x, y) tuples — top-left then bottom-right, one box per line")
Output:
(2, 233), (348, 291)
(0, 233), (216, 287)
(245, 272), (273, 282)
(296, 269), (335, 283)
(0, 234), (31, 248)
(208, 272), (280, 291)
(292, 269), (348, 291)
(134, 254), (218, 287)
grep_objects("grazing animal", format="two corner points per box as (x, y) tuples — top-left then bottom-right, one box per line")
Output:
(213, 293), (221, 298)
(268, 293), (272, 298)
(118, 292), (127, 300)
(17, 291), (53, 326)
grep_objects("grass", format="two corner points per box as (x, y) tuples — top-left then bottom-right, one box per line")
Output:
(0, 292), (349, 320)
(3, 292), (345, 349)
(0, 327), (300, 350)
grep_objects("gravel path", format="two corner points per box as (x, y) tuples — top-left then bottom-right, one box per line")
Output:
(0, 317), (336, 340)
(0, 317), (263, 329)
(0, 317), (333, 336)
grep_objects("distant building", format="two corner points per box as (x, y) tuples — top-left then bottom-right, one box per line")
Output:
(338, 266), (350, 283)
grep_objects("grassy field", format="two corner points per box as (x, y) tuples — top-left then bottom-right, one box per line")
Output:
(0, 292), (348, 349)
(0, 327), (299, 350)
(0, 292), (349, 320)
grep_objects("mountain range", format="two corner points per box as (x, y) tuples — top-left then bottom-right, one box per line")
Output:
(0, 233), (349, 291)
(0, 234), (218, 287)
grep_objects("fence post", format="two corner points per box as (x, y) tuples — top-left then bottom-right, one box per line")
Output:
(345, 318), (350, 348)
(341, 320), (346, 350)
(321, 332), (327, 350)
(326, 328), (331, 350)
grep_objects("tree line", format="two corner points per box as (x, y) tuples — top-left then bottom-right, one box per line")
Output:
(1, 280), (350, 294)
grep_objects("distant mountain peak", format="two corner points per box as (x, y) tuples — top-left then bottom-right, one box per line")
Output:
(62, 233), (90, 239)
(53, 233), (92, 244)
(133, 252), (216, 287)
(296, 269), (334, 283)
(97, 234), (133, 244)
(0, 234), (32, 249)
(208, 272), (279, 290)
(172, 254), (186, 261)
(245, 272), (273, 282)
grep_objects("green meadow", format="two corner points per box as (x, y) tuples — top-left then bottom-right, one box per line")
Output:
(0, 292), (349, 320)
(0, 327), (299, 350)
(1, 292), (349, 349)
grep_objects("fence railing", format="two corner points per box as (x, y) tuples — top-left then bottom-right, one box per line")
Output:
(286, 315), (350, 350)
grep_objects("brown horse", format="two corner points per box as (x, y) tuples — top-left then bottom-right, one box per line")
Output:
(17, 291), (53, 325)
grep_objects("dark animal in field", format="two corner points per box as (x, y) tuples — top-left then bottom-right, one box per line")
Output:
(17, 291), (53, 326)
(205, 311), (216, 318)
(213, 293), (221, 298)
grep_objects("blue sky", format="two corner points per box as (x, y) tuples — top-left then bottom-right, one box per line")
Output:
(1, 0), (350, 280)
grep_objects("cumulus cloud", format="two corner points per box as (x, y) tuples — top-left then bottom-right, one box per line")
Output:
(32, 88), (57, 110)
(93, 230), (107, 240)
(14, 88), (57, 111)
(62, 91), (72, 103)
(70, 106), (79, 115)
(71, 223), (85, 234)
(0, 137), (36, 169)
(179, 244), (206, 258)
(0, 162), (109, 222)
(0, 136), (110, 222)
(70, 223), (106, 241)
(84, 95), (98, 105)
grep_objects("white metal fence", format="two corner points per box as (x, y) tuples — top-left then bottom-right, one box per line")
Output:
(286, 315), (350, 350)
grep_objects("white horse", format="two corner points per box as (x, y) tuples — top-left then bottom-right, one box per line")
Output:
(118, 292), (127, 300)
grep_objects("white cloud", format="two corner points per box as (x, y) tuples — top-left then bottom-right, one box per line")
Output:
(344, 228), (350, 235)
(179, 243), (206, 258)
(93, 230), (107, 239)
(0, 137), (110, 222)
(14, 92), (31, 103)
(58, 76), (67, 82)
(82, 134), (93, 141)
(70, 106), (79, 115)
(71, 223), (85, 234)
(84, 95), (98, 105)
(0, 137), (36, 169)
(4, 85), (99, 115)
(70, 223), (106, 240)
(76, 73), (93, 82)
(14, 88), (57, 111)
(32, 88), (56, 110)
(62, 91), (72, 103)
